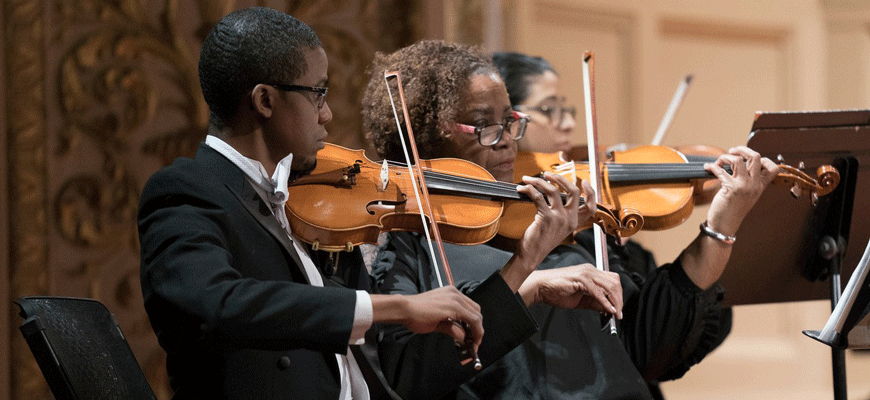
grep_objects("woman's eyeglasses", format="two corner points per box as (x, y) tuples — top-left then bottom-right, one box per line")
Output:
(514, 103), (576, 127)
(455, 111), (530, 146)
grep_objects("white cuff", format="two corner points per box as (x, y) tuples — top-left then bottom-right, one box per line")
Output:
(350, 290), (373, 345)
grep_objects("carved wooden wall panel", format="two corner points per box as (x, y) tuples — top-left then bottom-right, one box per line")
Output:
(508, 0), (637, 149)
(3, 1), (423, 399)
(536, 2), (636, 148)
(6, 0), (50, 398)
(826, 15), (870, 109)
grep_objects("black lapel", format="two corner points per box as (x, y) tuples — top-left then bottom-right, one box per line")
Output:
(195, 144), (311, 284)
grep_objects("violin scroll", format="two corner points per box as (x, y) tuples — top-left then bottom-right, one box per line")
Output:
(617, 208), (643, 237)
(584, 206), (644, 238)
(773, 162), (840, 204)
(587, 206), (643, 239)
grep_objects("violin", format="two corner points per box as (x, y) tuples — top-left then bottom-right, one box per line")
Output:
(284, 143), (635, 252)
(509, 144), (841, 233)
(672, 144), (726, 205)
(564, 143), (725, 205)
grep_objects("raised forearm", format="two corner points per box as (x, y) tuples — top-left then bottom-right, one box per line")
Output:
(679, 228), (734, 289)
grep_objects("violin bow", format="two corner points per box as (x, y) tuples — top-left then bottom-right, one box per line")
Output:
(651, 74), (693, 146)
(383, 70), (483, 370)
(582, 51), (618, 335)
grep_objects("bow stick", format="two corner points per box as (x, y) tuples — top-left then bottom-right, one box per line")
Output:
(582, 51), (618, 335)
(383, 70), (483, 370)
(651, 74), (693, 146)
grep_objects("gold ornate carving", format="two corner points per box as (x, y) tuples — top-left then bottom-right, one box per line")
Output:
(7, 0), (51, 397)
(287, 0), (423, 154)
(7, 1), (424, 399)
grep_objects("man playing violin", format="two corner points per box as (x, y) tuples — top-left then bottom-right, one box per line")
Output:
(137, 7), (603, 400)
(363, 41), (780, 399)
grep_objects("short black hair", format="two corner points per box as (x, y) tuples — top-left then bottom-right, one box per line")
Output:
(198, 7), (321, 129)
(491, 52), (555, 106)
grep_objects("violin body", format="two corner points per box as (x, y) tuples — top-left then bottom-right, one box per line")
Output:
(605, 145), (696, 230)
(513, 145), (693, 232)
(565, 143), (724, 205)
(286, 144), (502, 252)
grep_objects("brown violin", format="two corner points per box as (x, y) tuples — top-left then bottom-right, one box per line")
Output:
(672, 144), (726, 205)
(505, 145), (840, 236)
(565, 143), (726, 205)
(284, 143), (636, 252)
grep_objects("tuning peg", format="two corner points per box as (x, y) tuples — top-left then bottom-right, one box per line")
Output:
(799, 161), (805, 169)
(790, 183), (803, 199)
(777, 154), (785, 164)
(812, 192), (819, 206)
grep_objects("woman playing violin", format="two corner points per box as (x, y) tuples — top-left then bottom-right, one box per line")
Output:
(494, 51), (747, 399)
(364, 42), (779, 399)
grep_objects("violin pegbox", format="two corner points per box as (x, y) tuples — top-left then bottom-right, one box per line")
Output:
(772, 160), (841, 206)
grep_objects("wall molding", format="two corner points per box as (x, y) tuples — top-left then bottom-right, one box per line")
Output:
(658, 16), (794, 110)
(530, 0), (638, 144)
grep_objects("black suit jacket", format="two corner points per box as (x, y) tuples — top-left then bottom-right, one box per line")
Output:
(138, 144), (536, 399)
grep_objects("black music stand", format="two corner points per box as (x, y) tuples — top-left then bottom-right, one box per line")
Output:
(714, 109), (870, 400)
(803, 237), (870, 350)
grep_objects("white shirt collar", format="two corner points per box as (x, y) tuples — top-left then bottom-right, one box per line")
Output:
(205, 135), (293, 204)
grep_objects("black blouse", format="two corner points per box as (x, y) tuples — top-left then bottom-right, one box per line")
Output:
(373, 231), (730, 400)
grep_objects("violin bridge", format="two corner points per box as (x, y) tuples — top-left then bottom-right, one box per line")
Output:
(380, 159), (389, 191)
(555, 161), (577, 184)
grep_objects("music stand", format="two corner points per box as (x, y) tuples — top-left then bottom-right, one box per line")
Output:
(715, 109), (870, 400)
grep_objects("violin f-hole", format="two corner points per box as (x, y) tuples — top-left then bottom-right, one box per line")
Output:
(366, 197), (407, 215)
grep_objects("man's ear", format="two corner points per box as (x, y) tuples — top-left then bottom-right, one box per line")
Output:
(250, 84), (274, 118)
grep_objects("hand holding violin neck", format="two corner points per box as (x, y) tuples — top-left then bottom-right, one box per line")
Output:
(498, 173), (580, 292)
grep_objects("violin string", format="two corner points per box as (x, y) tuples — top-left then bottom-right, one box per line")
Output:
(421, 169), (580, 205)
(384, 159), (719, 182)
(372, 158), (812, 202)
(367, 160), (819, 194)
(375, 160), (576, 203)
(381, 160), (520, 196)
(381, 158), (808, 184)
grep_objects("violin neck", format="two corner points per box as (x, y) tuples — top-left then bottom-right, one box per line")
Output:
(606, 162), (730, 183)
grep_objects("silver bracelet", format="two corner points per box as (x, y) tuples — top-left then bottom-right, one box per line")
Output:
(700, 221), (736, 244)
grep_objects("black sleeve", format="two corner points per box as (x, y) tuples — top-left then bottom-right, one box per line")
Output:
(138, 165), (357, 354)
(574, 231), (731, 382)
(371, 232), (538, 400)
(619, 256), (730, 382)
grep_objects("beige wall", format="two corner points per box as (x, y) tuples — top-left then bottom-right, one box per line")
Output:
(486, 0), (870, 398)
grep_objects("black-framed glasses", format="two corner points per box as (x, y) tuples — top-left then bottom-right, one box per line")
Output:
(455, 111), (530, 146)
(268, 83), (328, 110)
(514, 103), (576, 127)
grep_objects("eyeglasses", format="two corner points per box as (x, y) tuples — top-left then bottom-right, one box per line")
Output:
(455, 111), (530, 146)
(514, 103), (576, 127)
(268, 83), (328, 110)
